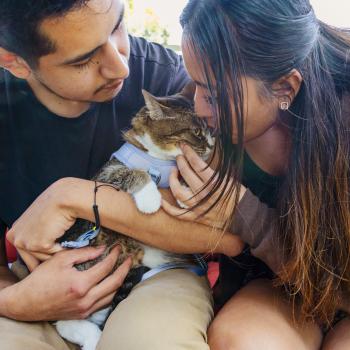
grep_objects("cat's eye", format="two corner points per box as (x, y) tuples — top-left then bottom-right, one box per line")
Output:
(194, 128), (201, 136)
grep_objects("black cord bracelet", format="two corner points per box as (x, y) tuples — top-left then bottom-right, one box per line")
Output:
(93, 181), (120, 229)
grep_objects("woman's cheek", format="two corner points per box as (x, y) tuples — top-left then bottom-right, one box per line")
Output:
(194, 100), (212, 118)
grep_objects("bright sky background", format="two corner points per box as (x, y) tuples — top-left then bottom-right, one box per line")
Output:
(129, 0), (350, 45)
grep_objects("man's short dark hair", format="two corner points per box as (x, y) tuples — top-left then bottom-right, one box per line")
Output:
(0, 1), (88, 67)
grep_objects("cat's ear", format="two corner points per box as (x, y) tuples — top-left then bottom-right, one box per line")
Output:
(142, 89), (170, 120)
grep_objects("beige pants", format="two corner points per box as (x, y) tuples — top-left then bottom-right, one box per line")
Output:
(0, 269), (213, 350)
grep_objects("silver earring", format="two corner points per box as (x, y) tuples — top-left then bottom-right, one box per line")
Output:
(280, 101), (290, 111)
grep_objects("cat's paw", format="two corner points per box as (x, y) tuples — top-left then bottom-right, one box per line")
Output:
(133, 181), (161, 214)
(55, 320), (101, 350)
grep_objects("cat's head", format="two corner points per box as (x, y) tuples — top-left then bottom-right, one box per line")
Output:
(124, 90), (215, 160)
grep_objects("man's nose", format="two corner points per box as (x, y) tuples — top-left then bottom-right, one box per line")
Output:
(99, 39), (129, 80)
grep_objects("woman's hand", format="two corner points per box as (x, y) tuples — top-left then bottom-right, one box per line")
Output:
(162, 144), (246, 229)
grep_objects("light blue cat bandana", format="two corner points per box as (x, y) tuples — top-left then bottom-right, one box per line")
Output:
(111, 142), (177, 188)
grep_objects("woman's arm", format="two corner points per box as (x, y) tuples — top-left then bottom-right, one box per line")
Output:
(230, 189), (282, 273)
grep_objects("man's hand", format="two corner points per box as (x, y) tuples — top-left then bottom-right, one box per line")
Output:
(0, 246), (132, 321)
(6, 178), (87, 265)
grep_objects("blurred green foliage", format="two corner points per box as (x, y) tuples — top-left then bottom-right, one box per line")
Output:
(126, 0), (171, 46)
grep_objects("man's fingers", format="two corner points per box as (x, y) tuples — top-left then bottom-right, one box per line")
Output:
(83, 246), (121, 286)
(85, 292), (116, 317)
(46, 243), (65, 255)
(17, 248), (40, 272)
(30, 251), (53, 262)
(181, 144), (214, 182)
(89, 256), (132, 301)
(65, 245), (106, 265)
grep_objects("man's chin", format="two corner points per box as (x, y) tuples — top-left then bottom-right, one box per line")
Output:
(89, 92), (120, 103)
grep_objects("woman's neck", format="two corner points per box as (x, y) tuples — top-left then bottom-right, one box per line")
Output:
(244, 122), (292, 177)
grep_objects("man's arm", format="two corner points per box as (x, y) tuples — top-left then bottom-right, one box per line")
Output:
(62, 178), (243, 256)
(8, 177), (243, 259)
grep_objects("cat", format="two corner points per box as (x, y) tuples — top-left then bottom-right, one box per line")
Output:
(54, 89), (214, 350)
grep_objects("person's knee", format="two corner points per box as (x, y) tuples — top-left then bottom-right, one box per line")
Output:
(208, 317), (304, 350)
(207, 280), (322, 350)
(98, 270), (213, 350)
(322, 318), (350, 350)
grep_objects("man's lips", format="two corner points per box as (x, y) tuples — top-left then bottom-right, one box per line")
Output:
(102, 80), (123, 90)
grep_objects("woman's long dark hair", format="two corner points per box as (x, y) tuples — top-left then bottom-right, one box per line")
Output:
(181, 0), (350, 325)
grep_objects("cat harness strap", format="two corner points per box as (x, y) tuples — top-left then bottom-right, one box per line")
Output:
(141, 258), (208, 282)
(110, 142), (177, 188)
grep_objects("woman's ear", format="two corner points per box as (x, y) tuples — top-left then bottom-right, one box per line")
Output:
(271, 69), (303, 104)
(0, 47), (31, 79)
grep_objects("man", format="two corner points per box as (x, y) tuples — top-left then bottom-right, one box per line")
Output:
(0, 0), (242, 349)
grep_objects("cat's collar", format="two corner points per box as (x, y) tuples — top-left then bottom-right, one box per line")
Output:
(111, 142), (177, 188)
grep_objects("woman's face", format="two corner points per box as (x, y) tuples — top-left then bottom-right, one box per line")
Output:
(182, 39), (279, 144)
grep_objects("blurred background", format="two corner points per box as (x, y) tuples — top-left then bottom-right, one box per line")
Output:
(126, 0), (350, 51)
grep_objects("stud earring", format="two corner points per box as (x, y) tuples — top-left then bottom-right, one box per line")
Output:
(280, 100), (290, 111)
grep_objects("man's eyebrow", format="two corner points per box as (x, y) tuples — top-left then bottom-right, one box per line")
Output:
(62, 5), (125, 65)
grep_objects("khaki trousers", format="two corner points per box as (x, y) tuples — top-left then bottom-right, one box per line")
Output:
(0, 269), (213, 350)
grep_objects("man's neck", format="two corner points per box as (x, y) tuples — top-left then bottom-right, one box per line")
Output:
(27, 77), (91, 118)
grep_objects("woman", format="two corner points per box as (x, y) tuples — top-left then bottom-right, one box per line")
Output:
(162, 0), (350, 349)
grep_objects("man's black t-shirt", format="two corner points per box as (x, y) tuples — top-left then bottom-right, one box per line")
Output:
(0, 36), (189, 236)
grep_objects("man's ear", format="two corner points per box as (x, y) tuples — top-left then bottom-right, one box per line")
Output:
(0, 47), (31, 79)
(271, 69), (303, 104)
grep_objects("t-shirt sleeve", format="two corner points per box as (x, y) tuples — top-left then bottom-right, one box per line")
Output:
(230, 189), (283, 273)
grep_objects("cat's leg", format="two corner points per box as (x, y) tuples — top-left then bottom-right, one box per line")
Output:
(55, 319), (102, 350)
(95, 159), (161, 214)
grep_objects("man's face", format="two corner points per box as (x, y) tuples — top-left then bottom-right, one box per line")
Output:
(32, 0), (130, 104)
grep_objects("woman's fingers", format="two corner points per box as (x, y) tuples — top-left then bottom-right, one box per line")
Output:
(161, 199), (198, 222)
(168, 169), (198, 207)
(180, 144), (214, 182)
(176, 156), (204, 193)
